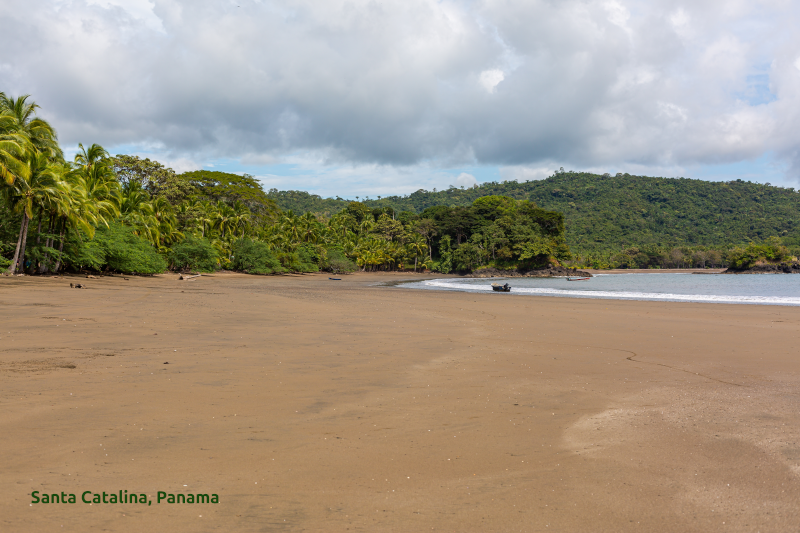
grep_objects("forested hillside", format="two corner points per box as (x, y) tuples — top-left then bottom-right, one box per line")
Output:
(267, 171), (800, 254)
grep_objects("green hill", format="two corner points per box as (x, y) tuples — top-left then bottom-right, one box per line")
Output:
(267, 172), (800, 253)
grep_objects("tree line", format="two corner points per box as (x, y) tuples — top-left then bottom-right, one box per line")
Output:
(567, 238), (795, 270)
(267, 169), (800, 261)
(0, 93), (573, 275)
(2, 93), (794, 276)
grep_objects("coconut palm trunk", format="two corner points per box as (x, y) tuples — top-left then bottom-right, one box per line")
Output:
(38, 215), (53, 274)
(18, 214), (31, 274)
(35, 213), (42, 244)
(6, 214), (26, 274)
(7, 213), (29, 274)
(53, 221), (66, 273)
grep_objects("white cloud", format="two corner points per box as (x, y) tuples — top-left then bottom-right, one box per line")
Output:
(499, 166), (553, 182)
(479, 69), (505, 94)
(2, 0), (800, 185)
(240, 153), (278, 166)
(669, 8), (690, 32)
(84, 0), (165, 31)
(162, 157), (201, 174)
(603, 1), (630, 29)
(454, 172), (478, 187)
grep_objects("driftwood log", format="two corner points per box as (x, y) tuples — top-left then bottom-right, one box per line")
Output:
(178, 274), (202, 281)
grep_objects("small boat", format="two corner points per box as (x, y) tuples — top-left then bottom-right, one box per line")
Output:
(567, 277), (591, 281)
(329, 277), (342, 280)
(491, 283), (511, 292)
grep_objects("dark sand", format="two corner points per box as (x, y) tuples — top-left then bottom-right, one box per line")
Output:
(1, 272), (798, 532)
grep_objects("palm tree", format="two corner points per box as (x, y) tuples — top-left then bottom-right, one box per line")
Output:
(120, 181), (161, 244)
(151, 196), (182, 248)
(281, 211), (301, 244)
(228, 201), (251, 238)
(299, 212), (320, 243)
(44, 166), (87, 273)
(3, 153), (61, 273)
(50, 175), (98, 273)
(31, 161), (72, 273)
(0, 112), (30, 186)
(406, 235), (427, 272)
(0, 93), (61, 160)
(73, 142), (109, 169)
(72, 144), (120, 228)
(211, 201), (235, 239)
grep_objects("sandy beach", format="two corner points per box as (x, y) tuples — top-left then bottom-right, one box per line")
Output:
(1, 271), (799, 532)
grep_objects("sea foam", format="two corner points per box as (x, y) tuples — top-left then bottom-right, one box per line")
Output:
(421, 279), (800, 306)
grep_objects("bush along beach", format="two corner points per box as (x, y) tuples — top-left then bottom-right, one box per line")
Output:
(2, 92), (798, 276)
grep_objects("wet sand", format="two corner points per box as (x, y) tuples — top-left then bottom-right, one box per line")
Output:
(1, 271), (798, 532)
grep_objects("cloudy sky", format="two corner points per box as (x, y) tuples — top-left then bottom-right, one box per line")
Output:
(2, 0), (799, 197)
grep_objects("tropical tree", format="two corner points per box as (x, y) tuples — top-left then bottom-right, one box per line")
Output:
(0, 112), (30, 186)
(0, 93), (61, 160)
(406, 234), (427, 272)
(3, 153), (62, 273)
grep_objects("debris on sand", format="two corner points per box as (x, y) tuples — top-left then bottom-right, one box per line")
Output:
(70, 283), (85, 289)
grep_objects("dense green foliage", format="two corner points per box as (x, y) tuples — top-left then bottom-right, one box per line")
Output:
(266, 189), (349, 219)
(525, 173), (800, 254)
(112, 155), (195, 204)
(168, 236), (219, 272)
(182, 170), (280, 223)
(266, 171), (800, 258)
(326, 248), (357, 274)
(57, 223), (168, 273)
(3, 93), (796, 276)
(726, 237), (790, 270)
(232, 239), (282, 275)
(92, 223), (168, 274)
(415, 195), (570, 272)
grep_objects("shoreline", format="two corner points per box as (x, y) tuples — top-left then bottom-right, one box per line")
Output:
(400, 271), (800, 307)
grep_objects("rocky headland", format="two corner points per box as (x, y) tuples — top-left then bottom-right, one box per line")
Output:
(722, 261), (800, 274)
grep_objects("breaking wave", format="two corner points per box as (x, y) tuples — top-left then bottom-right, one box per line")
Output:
(418, 278), (800, 306)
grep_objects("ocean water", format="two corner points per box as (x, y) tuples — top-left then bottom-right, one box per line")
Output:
(401, 273), (800, 306)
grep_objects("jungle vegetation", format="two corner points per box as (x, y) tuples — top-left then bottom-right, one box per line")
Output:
(1, 93), (572, 275)
(267, 169), (800, 268)
(2, 93), (794, 275)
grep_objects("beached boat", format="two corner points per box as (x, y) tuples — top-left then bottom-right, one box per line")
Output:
(567, 277), (591, 281)
(491, 283), (511, 292)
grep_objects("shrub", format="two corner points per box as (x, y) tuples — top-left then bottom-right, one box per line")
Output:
(232, 238), (282, 274)
(63, 233), (106, 271)
(326, 249), (356, 274)
(434, 235), (453, 273)
(93, 223), (167, 274)
(296, 244), (320, 272)
(452, 242), (480, 272)
(169, 236), (219, 272)
(727, 237), (789, 269)
(278, 243), (319, 272)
